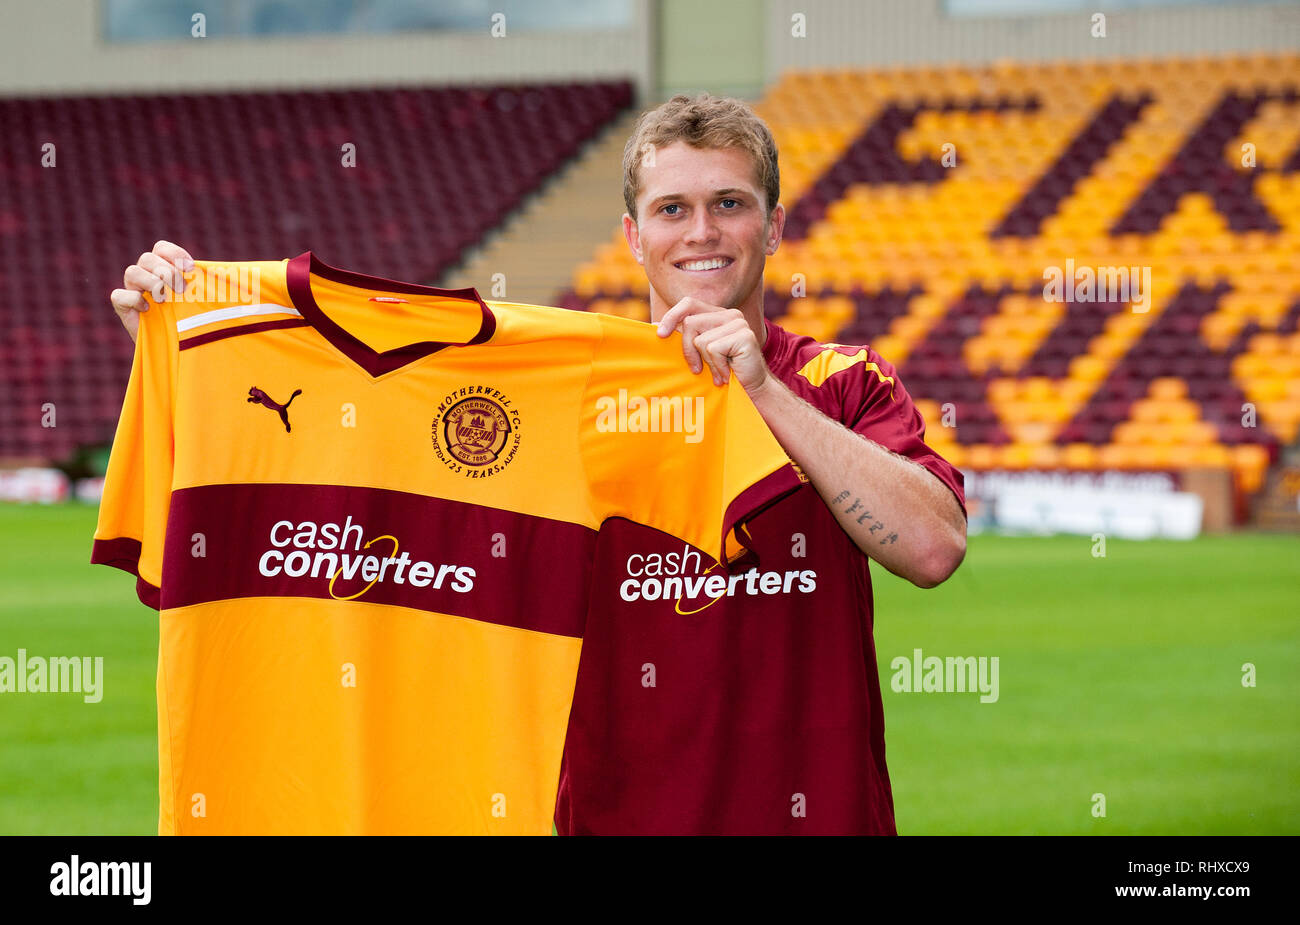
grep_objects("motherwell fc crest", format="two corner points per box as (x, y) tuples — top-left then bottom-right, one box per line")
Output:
(449, 398), (508, 464)
(432, 387), (521, 477)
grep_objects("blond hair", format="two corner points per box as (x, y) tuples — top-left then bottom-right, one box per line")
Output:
(622, 93), (780, 221)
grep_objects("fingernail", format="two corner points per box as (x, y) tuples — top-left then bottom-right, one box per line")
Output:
(182, 259), (195, 270)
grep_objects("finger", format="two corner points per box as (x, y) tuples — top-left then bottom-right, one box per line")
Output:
(690, 326), (733, 386)
(678, 314), (715, 374)
(123, 264), (167, 302)
(139, 250), (187, 295)
(152, 239), (195, 271)
(655, 303), (685, 337)
(655, 298), (703, 336)
(693, 318), (751, 386)
(680, 310), (738, 372)
(110, 288), (149, 316)
(701, 340), (731, 386)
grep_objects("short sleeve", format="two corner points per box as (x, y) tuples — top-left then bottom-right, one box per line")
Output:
(836, 345), (967, 517)
(581, 315), (803, 568)
(90, 293), (179, 608)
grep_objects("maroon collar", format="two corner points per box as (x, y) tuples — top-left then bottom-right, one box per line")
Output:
(761, 316), (789, 370)
(286, 251), (496, 378)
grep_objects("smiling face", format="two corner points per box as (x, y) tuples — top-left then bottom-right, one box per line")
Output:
(624, 141), (784, 323)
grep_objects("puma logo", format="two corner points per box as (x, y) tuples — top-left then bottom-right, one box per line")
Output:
(247, 387), (302, 433)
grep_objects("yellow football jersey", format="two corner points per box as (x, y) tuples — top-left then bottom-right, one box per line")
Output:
(92, 252), (801, 834)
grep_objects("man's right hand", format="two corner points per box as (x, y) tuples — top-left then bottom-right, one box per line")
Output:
(110, 241), (195, 344)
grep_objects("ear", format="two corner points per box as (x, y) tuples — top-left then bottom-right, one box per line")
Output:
(622, 213), (643, 264)
(765, 202), (785, 255)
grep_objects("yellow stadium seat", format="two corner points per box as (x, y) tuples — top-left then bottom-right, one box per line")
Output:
(1149, 377), (1187, 401)
(941, 445), (967, 468)
(966, 445), (999, 470)
(1061, 443), (1099, 469)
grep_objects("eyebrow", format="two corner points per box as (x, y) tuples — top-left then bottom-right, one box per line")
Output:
(648, 189), (751, 208)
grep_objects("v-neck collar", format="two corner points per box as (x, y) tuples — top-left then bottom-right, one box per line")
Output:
(285, 251), (496, 378)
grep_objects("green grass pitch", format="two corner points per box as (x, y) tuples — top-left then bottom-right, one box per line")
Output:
(0, 502), (1296, 834)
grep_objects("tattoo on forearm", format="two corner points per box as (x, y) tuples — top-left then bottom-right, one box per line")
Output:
(831, 492), (899, 545)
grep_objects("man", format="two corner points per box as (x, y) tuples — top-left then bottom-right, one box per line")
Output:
(109, 93), (966, 835)
(555, 94), (966, 834)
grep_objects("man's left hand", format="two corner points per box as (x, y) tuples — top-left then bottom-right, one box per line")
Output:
(655, 297), (773, 394)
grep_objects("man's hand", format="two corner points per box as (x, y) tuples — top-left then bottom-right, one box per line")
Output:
(109, 241), (195, 344)
(655, 297), (773, 394)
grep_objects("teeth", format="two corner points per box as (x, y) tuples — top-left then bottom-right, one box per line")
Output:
(678, 258), (730, 271)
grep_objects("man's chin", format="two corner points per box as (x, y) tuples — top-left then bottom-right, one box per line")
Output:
(670, 285), (740, 310)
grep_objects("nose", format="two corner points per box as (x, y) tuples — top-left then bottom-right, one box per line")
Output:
(682, 207), (720, 246)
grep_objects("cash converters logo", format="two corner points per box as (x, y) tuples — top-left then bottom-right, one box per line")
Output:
(257, 516), (475, 600)
(432, 386), (521, 478)
(618, 544), (817, 615)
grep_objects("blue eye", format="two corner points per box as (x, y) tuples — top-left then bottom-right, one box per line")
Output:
(661, 204), (681, 215)
(720, 199), (738, 208)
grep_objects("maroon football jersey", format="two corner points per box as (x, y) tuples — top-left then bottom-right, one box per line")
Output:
(555, 317), (966, 834)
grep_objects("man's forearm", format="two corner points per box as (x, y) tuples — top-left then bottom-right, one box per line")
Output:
(745, 374), (966, 588)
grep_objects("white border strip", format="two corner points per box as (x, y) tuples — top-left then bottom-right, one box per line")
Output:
(176, 303), (303, 333)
